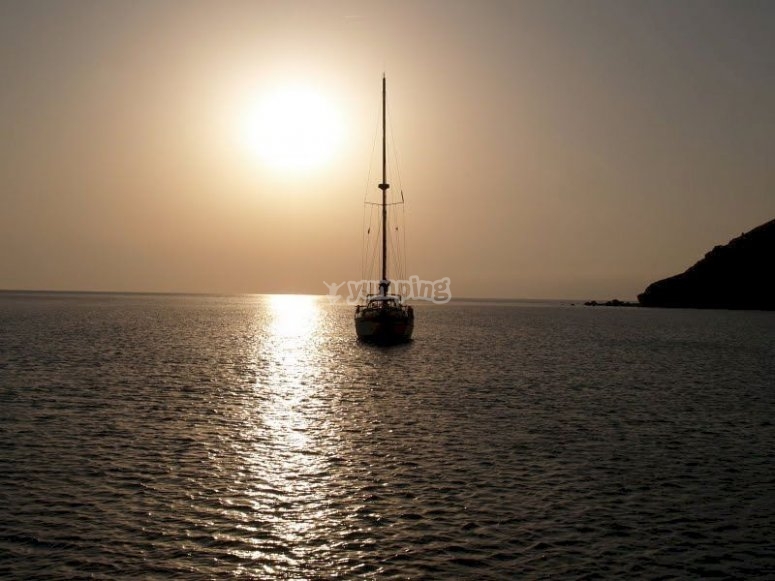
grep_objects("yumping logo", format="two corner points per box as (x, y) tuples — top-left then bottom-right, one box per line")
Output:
(323, 275), (451, 305)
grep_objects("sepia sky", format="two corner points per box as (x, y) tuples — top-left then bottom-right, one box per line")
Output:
(1, 0), (773, 300)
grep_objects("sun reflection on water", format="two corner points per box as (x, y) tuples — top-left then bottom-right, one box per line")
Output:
(235, 294), (343, 570)
(268, 294), (320, 339)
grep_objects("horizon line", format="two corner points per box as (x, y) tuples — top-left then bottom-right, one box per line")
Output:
(0, 288), (637, 303)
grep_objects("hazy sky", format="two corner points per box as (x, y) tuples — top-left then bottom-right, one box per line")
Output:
(1, 0), (773, 299)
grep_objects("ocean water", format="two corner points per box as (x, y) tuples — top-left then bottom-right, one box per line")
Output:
(1, 292), (773, 579)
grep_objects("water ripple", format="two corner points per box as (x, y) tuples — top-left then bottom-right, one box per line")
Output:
(1, 294), (774, 578)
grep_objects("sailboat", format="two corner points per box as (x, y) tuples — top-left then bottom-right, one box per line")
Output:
(354, 76), (414, 343)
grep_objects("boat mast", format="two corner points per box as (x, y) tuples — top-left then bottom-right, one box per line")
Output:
(378, 74), (390, 297)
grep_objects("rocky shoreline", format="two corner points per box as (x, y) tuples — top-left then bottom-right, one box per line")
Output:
(583, 299), (640, 307)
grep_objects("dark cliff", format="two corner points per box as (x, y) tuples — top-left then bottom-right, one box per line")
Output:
(638, 218), (775, 310)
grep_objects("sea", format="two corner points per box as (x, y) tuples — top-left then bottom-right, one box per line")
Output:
(1, 291), (773, 580)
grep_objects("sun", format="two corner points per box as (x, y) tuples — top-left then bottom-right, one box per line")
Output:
(240, 86), (343, 173)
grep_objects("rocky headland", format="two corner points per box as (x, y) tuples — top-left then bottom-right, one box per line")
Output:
(638, 218), (775, 310)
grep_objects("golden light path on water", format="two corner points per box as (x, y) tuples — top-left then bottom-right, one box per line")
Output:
(232, 295), (345, 575)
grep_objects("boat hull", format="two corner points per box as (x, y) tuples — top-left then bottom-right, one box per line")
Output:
(355, 309), (414, 343)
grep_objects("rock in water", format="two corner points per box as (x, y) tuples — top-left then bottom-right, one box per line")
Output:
(638, 218), (775, 310)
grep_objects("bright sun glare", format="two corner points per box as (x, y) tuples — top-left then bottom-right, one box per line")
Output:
(241, 86), (343, 173)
